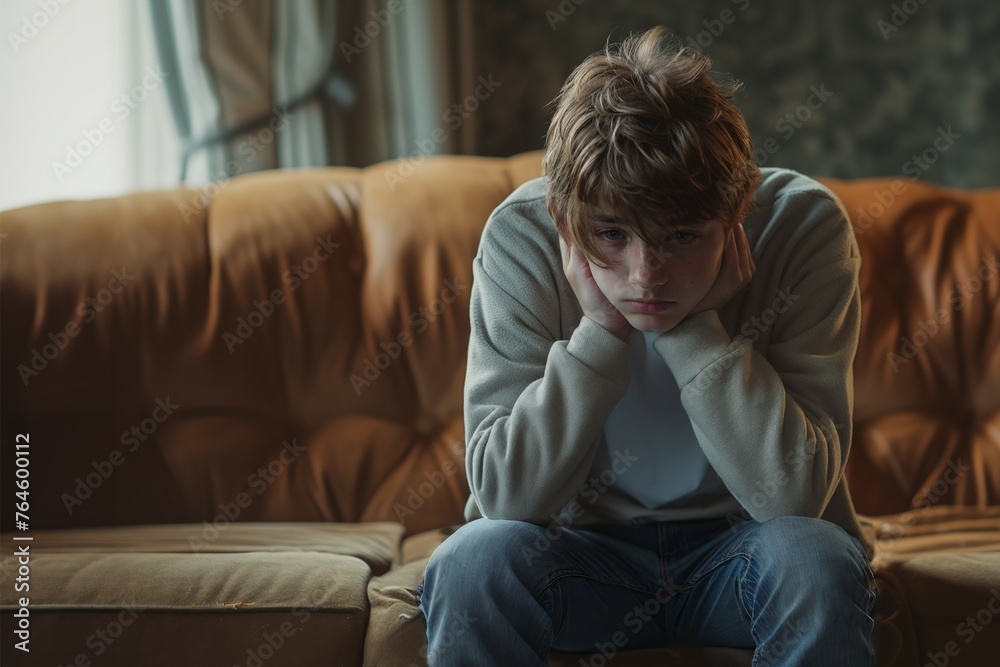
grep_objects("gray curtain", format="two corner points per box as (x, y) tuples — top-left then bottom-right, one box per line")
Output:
(148, 0), (477, 185)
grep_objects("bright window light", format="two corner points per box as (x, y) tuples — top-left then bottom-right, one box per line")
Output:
(1, 0), (178, 211)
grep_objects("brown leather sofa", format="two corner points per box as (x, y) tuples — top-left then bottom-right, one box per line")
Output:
(1, 152), (998, 667)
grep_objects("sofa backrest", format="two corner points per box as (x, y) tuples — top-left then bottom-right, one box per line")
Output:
(0, 153), (538, 534)
(1, 152), (997, 533)
(826, 176), (1000, 516)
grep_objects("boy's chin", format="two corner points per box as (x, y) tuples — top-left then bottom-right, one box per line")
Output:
(624, 312), (685, 334)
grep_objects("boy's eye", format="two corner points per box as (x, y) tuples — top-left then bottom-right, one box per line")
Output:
(597, 229), (626, 242)
(670, 231), (698, 246)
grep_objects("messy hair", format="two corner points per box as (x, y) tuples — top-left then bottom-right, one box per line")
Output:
(543, 25), (760, 269)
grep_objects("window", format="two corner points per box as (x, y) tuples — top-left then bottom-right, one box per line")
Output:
(1, 0), (176, 210)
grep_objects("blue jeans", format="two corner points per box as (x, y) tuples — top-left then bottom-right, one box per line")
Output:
(417, 514), (877, 666)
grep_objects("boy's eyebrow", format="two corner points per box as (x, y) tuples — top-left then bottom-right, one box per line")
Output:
(589, 211), (620, 224)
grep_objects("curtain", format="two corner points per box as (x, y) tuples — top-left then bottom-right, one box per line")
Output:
(149, 0), (334, 182)
(148, 0), (477, 185)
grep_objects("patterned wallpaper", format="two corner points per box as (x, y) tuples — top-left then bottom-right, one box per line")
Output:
(467, 0), (999, 188)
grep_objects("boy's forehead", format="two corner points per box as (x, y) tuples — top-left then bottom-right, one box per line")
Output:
(586, 206), (716, 229)
(588, 209), (620, 223)
(586, 201), (641, 224)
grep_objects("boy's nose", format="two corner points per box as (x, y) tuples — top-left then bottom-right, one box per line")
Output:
(629, 243), (668, 287)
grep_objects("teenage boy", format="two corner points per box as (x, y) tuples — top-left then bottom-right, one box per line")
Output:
(418, 25), (878, 666)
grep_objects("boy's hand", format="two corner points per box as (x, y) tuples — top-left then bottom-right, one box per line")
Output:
(559, 236), (633, 343)
(687, 222), (756, 318)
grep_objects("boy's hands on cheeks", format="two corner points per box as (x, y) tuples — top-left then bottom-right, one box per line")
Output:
(686, 222), (756, 320)
(559, 236), (633, 343)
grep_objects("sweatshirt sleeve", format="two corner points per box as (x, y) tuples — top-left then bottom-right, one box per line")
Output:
(652, 193), (862, 521)
(463, 202), (631, 523)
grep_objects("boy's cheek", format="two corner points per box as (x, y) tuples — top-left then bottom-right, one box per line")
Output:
(589, 266), (618, 297)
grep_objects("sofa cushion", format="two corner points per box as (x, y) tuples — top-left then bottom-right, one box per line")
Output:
(869, 506), (1000, 564)
(0, 522), (405, 666)
(0, 521), (404, 575)
(879, 553), (1000, 667)
(1, 551), (369, 667)
(399, 525), (458, 565)
(866, 507), (1000, 667)
(365, 560), (431, 667)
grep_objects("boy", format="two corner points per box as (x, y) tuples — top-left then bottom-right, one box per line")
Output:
(418, 26), (877, 666)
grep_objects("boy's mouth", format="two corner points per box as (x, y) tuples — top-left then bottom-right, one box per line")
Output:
(624, 299), (674, 313)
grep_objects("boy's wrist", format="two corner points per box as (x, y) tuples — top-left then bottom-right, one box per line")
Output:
(569, 317), (631, 383)
(651, 310), (741, 388)
(609, 325), (631, 343)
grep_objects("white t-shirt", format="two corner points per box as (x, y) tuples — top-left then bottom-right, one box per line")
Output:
(594, 329), (730, 510)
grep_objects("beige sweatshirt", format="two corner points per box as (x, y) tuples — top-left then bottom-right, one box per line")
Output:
(462, 169), (876, 559)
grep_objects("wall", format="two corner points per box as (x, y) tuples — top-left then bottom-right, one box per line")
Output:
(467, 0), (999, 188)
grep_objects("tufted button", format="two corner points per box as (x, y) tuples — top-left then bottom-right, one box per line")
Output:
(414, 415), (436, 437)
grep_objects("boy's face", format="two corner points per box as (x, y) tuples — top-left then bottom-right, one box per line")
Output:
(587, 209), (728, 333)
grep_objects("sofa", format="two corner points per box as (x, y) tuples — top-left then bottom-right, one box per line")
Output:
(1, 151), (998, 667)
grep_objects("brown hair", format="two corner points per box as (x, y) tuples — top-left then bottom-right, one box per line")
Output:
(543, 26), (760, 269)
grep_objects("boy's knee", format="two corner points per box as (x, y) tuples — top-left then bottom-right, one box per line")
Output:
(423, 519), (550, 594)
(752, 516), (869, 576)
(757, 516), (857, 552)
(749, 517), (877, 626)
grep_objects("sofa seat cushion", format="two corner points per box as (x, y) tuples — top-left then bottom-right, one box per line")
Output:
(365, 560), (432, 666)
(1, 551), (370, 667)
(0, 521), (404, 575)
(880, 553), (1000, 667)
(399, 525), (458, 564)
(0, 522), (405, 667)
(863, 507), (1000, 667)
(868, 506), (1000, 564)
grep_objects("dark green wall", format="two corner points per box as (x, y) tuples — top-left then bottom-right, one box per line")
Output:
(469, 0), (999, 188)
